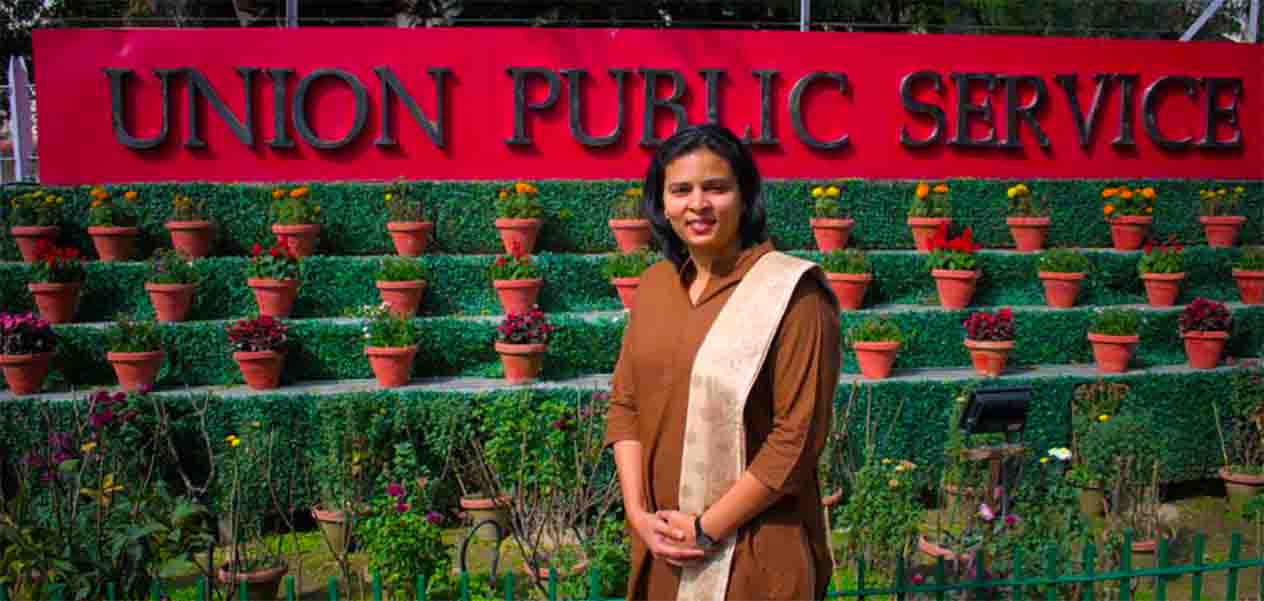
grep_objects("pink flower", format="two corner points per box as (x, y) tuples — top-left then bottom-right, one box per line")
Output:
(387, 482), (405, 498)
(395, 500), (410, 513)
(1004, 514), (1019, 527)
(426, 511), (443, 525)
(911, 574), (926, 586)
(91, 410), (114, 429)
(978, 503), (995, 522)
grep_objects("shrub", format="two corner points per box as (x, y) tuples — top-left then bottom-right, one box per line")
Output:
(146, 249), (200, 285)
(29, 240), (86, 283)
(611, 187), (643, 220)
(6, 188), (64, 227)
(488, 249), (540, 281)
(168, 193), (208, 221)
(1137, 237), (1185, 275)
(269, 185), (321, 225)
(1200, 186), (1244, 217)
(963, 308), (1015, 341)
(376, 257), (429, 282)
(820, 249), (869, 274)
(810, 183), (847, 218)
(1089, 308), (1140, 337)
(1037, 248), (1090, 274)
(848, 317), (904, 344)
(1102, 185), (1155, 218)
(1178, 297), (1232, 333)
(908, 181), (950, 218)
(105, 314), (163, 353)
(495, 182), (543, 219)
(1235, 248), (1264, 271)
(1005, 182), (1048, 217)
(383, 180), (425, 222)
(602, 249), (658, 279)
(245, 242), (301, 280)
(86, 186), (140, 228)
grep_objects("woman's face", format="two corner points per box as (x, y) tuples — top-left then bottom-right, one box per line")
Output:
(662, 148), (743, 259)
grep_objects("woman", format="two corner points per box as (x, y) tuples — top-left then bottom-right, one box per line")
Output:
(604, 123), (841, 601)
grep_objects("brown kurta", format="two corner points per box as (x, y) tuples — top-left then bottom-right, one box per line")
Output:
(604, 241), (841, 601)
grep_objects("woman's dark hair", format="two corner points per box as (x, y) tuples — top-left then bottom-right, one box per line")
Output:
(641, 123), (768, 270)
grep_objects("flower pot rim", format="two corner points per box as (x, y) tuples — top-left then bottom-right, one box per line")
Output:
(86, 225), (139, 234)
(1038, 270), (1086, 281)
(246, 278), (300, 288)
(611, 276), (642, 285)
(164, 220), (214, 229)
(28, 281), (82, 291)
(0, 351), (54, 365)
(364, 345), (419, 356)
(964, 339), (1015, 350)
(809, 217), (856, 226)
(1131, 539), (1159, 552)
(106, 350), (166, 360)
(1219, 467), (1264, 485)
(907, 216), (952, 225)
(1140, 272), (1185, 281)
(386, 220), (434, 230)
(459, 494), (512, 510)
(1087, 332), (1140, 343)
(917, 535), (973, 562)
(608, 218), (651, 227)
(825, 272), (873, 282)
(9, 225), (61, 234)
(144, 281), (197, 291)
(312, 505), (348, 522)
(852, 341), (901, 351)
(494, 217), (544, 226)
(1006, 216), (1052, 225)
(930, 269), (980, 280)
(495, 341), (548, 354)
(270, 223), (321, 232)
(1181, 329), (1230, 340)
(1232, 268), (1264, 277)
(375, 279), (427, 289)
(1109, 215), (1154, 224)
(492, 277), (544, 289)
(232, 349), (286, 360)
(1200, 215), (1247, 224)
(216, 562), (289, 584)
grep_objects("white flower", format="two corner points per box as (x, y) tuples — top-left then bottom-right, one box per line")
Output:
(1048, 447), (1072, 461)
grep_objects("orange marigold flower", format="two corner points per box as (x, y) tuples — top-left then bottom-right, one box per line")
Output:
(915, 183), (930, 200)
(123, 190), (138, 202)
(933, 183), (948, 194)
(1141, 187), (1156, 199)
(1120, 190), (1134, 200)
(1145, 206), (1153, 214)
(1102, 188), (1118, 198)
(1103, 204), (1115, 216)
(514, 182), (532, 195)
(290, 187), (309, 199)
(272, 189), (284, 199)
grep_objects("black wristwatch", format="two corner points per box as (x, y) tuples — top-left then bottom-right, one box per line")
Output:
(694, 515), (718, 551)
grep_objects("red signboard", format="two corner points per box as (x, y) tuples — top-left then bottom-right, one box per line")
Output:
(33, 27), (1262, 184)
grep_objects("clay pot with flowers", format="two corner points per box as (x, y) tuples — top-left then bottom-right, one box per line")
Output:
(1136, 236), (1185, 307)
(227, 315), (289, 389)
(27, 240), (86, 324)
(0, 312), (57, 396)
(1087, 308), (1141, 373)
(925, 223), (983, 309)
(1005, 183), (1051, 252)
(1177, 298), (1232, 370)
(1102, 185), (1156, 250)
(358, 482), (450, 600)
(1199, 186), (1247, 247)
(609, 186), (652, 253)
(495, 307), (553, 384)
(848, 317), (904, 380)
(105, 314), (165, 392)
(245, 242), (302, 318)
(820, 249), (872, 310)
(907, 182), (952, 253)
(6, 188), (65, 262)
(489, 244), (543, 315)
(809, 183), (854, 252)
(494, 182), (545, 255)
(165, 192), (215, 258)
(269, 185), (322, 258)
(382, 179), (434, 257)
(602, 248), (658, 311)
(86, 186), (142, 262)
(376, 256), (429, 318)
(962, 308), (1015, 377)
(1036, 248), (1091, 308)
(144, 249), (200, 322)
(1233, 248), (1264, 305)
(349, 303), (420, 388)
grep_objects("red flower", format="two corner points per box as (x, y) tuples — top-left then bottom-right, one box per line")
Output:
(998, 307), (1012, 322)
(1143, 239), (1153, 254)
(928, 222), (949, 251)
(251, 243), (263, 257)
(270, 245), (282, 258)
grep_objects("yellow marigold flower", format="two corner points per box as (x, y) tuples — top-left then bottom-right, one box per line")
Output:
(1040, 457), (1049, 464)
(124, 190), (138, 202)
(1098, 414), (1110, 422)
(826, 186), (840, 198)
(915, 183), (930, 200)
(1235, 186), (1245, 193)
(811, 186), (824, 198)
(933, 183), (949, 194)
(1103, 204), (1115, 216)
(1146, 207), (1153, 214)
(225, 434), (241, 447)
(881, 458), (893, 465)
(81, 441), (97, 453)
(290, 187), (309, 199)
(498, 190), (508, 201)
(1219, 188), (1228, 195)
(625, 187), (642, 198)
(888, 478), (900, 489)
(1007, 187), (1018, 199)
(272, 189), (284, 199)
(1120, 190), (1134, 200)
(1016, 184), (1028, 195)
(385, 193), (393, 201)
(1102, 188), (1118, 198)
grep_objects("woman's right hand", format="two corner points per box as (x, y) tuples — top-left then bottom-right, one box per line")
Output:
(629, 510), (705, 565)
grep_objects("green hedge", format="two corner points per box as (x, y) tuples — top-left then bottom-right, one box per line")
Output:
(3, 180), (1261, 260)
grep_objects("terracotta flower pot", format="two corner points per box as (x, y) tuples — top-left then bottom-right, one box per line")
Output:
(1038, 271), (1086, 308)
(931, 269), (979, 309)
(1078, 488), (1106, 518)
(271, 223), (321, 258)
(460, 495), (512, 542)
(964, 339), (1014, 377)
(1131, 539), (1159, 553)
(908, 217), (951, 253)
(312, 506), (351, 555)
(165, 220), (215, 258)
(0, 352), (54, 396)
(107, 350), (165, 391)
(1200, 215), (1246, 248)
(527, 555), (589, 583)
(376, 280), (427, 317)
(609, 219), (652, 253)
(233, 350), (285, 390)
(1140, 272), (1184, 307)
(918, 535), (973, 562)
(9, 226), (60, 263)
(1181, 330), (1229, 369)
(611, 277), (640, 311)
(387, 221), (434, 257)
(28, 282), (81, 324)
(493, 278), (543, 315)
(1087, 333), (1139, 373)
(1220, 467), (1264, 514)
(494, 218), (543, 255)
(247, 278), (300, 318)
(1007, 216), (1051, 252)
(144, 282), (196, 322)
(1107, 216), (1152, 251)
(365, 345), (418, 388)
(825, 272), (872, 311)
(87, 226), (139, 262)
(495, 341), (547, 383)
(810, 218), (856, 252)
(853, 341), (900, 380)
(1233, 269), (1264, 305)
(217, 562), (288, 601)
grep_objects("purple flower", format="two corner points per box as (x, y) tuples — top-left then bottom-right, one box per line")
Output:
(50, 450), (73, 465)
(395, 500), (410, 513)
(978, 503), (995, 522)
(91, 410), (114, 429)
(91, 390), (111, 404)
(20, 452), (45, 467)
(48, 432), (73, 450)
(911, 574), (926, 586)
(387, 482), (405, 498)
(1004, 514), (1019, 527)
(111, 391), (126, 404)
(426, 511), (443, 525)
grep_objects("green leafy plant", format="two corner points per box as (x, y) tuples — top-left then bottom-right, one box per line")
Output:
(837, 458), (925, 574)
(1200, 186), (1245, 217)
(1235, 248), (1264, 271)
(29, 240), (86, 283)
(908, 181), (950, 218)
(347, 303), (421, 348)
(1136, 236), (1184, 275)
(358, 450), (450, 600)
(146, 248), (200, 285)
(820, 249), (869, 274)
(6, 188), (64, 226)
(1036, 248), (1090, 274)
(848, 317), (904, 344)
(383, 179), (426, 222)
(1216, 361), (1264, 474)
(811, 183), (847, 218)
(220, 422), (288, 576)
(488, 249), (540, 281)
(601, 249), (657, 279)
(245, 241), (301, 280)
(495, 182), (544, 219)
(168, 193), (208, 221)
(611, 186), (643, 220)
(86, 186), (140, 227)
(269, 185), (321, 225)
(1005, 182), (1049, 217)
(377, 256), (430, 282)
(1089, 308), (1140, 336)
(105, 314), (163, 353)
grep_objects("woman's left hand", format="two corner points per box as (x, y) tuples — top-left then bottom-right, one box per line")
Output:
(654, 510), (700, 548)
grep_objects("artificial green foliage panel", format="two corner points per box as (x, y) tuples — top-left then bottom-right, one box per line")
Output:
(3, 180), (1261, 260)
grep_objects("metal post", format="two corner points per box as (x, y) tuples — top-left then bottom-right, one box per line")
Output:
(286, 0), (298, 28)
(1249, 0), (1260, 42)
(799, 0), (810, 32)
(1181, 0), (1228, 41)
(6, 56), (36, 182)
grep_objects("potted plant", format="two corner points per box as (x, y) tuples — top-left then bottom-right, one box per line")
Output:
(164, 192), (214, 258)
(349, 303), (421, 388)
(1199, 186), (1247, 247)
(602, 248), (657, 311)
(925, 223), (982, 309)
(1005, 182), (1051, 252)
(1036, 248), (1091, 308)
(810, 183), (855, 252)
(144, 248), (200, 322)
(1087, 308), (1141, 373)
(490, 243), (544, 315)
(0, 312), (57, 396)
(86, 186), (141, 262)
(311, 406), (370, 559)
(1213, 363), (1264, 513)
(376, 256), (430, 318)
(1178, 297), (1232, 369)
(359, 467), (451, 599)
(105, 314), (165, 392)
(495, 181), (545, 255)
(217, 425), (289, 600)
(820, 249), (872, 310)
(1233, 248), (1264, 305)
(383, 179), (433, 257)
(908, 181), (951, 253)
(962, 308), (1015, 377)
(6, 188), (64, 262)
(495, 307), (553, 383)
(838, 457), (925, 577)
(1102, 185), (1155, 250)
(849, 317), (903, 380)
(609, 186), (651, 252)
(1137, 236), (1185, 307)
(227, 315), (288, 390)
(269, 185), (322, 258)
(245, 241), (302, 318)
(27, 240), (86, 324)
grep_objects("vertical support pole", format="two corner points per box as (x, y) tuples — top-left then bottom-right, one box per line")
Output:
(1081, 544), (1096, 601)
(799, 0), (810, 32)
(1226, 532), (1241, 601)
(1190, 534), (1205, 600)
(1119, 531), (1134, 601)
(285, 575), (296, 601)
(1044, 547), (1059, 601)
(934, 557), (947, 601)
(1012, 547), (1025, 601)
(1249, 0), (1260, 42)
(197, 577), (208, 601)
(1155, 538), (1170, 601)
(286, 0), (298, 28)
(6, 56), (36, 182)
